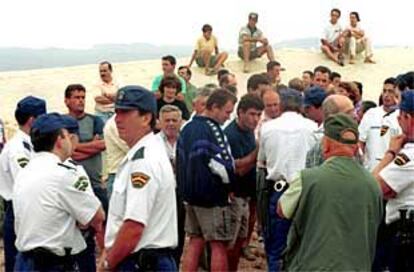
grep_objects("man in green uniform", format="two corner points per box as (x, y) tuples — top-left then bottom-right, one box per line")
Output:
(277, 113), (383, 271)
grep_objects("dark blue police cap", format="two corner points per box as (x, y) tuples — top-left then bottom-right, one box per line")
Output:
(115, 85), (157, 114)
(400, 89), (414, 112)
(304, 86), (327, 107)
(31, 113), (65, 134)
(61, 115), (79, 135)
(16, 96), (46, 117)
(280, 88), (303, 106)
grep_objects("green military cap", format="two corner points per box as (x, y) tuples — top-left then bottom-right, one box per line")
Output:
(324, 113), (359, 144)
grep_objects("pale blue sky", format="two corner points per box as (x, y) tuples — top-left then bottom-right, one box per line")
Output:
(0, 0), (412, 49)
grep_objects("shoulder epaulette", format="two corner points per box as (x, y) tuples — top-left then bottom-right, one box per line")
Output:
(132, 147), (145, 161)
(57, 163), (76, 171)
(22, 141), (31, 152)
(383, 109), (396, 118)
(68, 159), (78, 165)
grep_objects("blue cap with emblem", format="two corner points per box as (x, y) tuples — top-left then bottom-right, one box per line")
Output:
(115, 85), (157, 114)
(16, 96), (46, 117)
(61, 115), (79, 135)
(400, 89), (414, 112)
(279, 88), (303, 107)
(304, 86), (327, 107)
(31, 113), (66, 134)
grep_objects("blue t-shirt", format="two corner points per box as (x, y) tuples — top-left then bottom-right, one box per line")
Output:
(224, 119), (257, 198)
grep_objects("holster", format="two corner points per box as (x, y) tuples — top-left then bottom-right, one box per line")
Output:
(23, 247), (76, 271)
(126, 248), (174, 272)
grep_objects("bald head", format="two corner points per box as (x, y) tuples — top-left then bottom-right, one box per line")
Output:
(322, 94), (355, 119)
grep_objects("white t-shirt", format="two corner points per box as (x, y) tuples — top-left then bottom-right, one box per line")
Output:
(380, 143), (414, 224)
(259, 111), (317, 182)
(0, 130), (33, 201)
(14, 152), (100, 255)
(359, 106), (385, 170)
(105, 132), (178, 252)
(323, 22), (342, 43)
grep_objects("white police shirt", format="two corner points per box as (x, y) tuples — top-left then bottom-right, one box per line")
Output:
(14, 152), (101, 256)
(105, 132), (178, 252)
(0, 130), (33, 201)
(64, 158), (95, 195)
(259, 111), (317, 182)
(359, 106), (399, 170)
(380, 143), (414, 224)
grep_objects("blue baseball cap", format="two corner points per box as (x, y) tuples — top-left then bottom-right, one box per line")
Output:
(31, 113), (66, 134)
(304, 86), (327, 107)
(16, 96), (46, 117)
(400, 89), (414, 112)
(280, 88), (303, 107)
(61, 115), (79, 135)
(115, 85), (157, 114)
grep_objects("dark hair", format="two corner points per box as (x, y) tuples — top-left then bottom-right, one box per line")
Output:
(350, 11), (360, 22)
(266, 61), (281, 72)
(247, 74), (270, 91)
(314, 65), (332, 77)
(162, 55), (176, 66)
(288, 78), (305, 92)
(303, 70), (314, 79)
(225, 85), (238, 95)
(15, 110), (32, 126)
(217, 69), (230, 82)
(65, 84), (86, 98)
(31, 128), (63, 152)
(361, 100), (377, 114)
(339, 82), (358, 104)
(353, 81), (363, 96)
(219, 73), (235, 88)
(331, 8), (341, 17)
(397, 72), (414, 91)
(206, 89), (237, 110)
(202, 24), (212, 32)
(237, 94), (264, 116)
(99, 61), (113, 72)
(330, 72), (341, 81)
(139, 110), (156, 130)
(159, 75), (182, 93)
(384, 77), (396, 86)
(178, 66), (192, 77)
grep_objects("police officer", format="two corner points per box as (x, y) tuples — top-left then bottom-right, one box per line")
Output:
(62, 114), (104, 271)
(13, 113), (105, 271)
(99, 86), (177, 271)
(258, 88), (317, 271)
(0, 96), (46, 272)
(373, 90), (414, 271)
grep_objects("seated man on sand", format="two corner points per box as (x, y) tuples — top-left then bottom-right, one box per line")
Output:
(238, 12), (275, 73)
(187, 24), (228, 75)
(343, 11), (375, 64)
(321, 8), (345, 66)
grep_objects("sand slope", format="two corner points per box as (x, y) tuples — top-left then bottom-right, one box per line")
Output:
(1, 47), (413, 136)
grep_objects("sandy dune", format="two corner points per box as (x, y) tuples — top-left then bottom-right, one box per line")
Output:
(1, 47), (413, 136)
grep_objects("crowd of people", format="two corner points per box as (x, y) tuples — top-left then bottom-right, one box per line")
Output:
(0, 9), (413, 272)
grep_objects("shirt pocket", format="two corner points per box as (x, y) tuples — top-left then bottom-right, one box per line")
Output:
(109, 190), (126, 219)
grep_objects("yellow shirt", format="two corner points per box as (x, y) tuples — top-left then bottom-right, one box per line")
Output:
(196, 35), (218, 54)
(103, 115), (129, 174)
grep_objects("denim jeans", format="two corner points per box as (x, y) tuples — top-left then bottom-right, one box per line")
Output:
(3, 201), (17, 272)
(117, 252), (177, 272)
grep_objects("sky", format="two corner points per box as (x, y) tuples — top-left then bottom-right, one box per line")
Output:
(0, 0), (413, 49)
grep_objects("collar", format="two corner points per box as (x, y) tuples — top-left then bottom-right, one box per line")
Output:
(35, 151), (61, 163)
(16, 129), (31, 143)
(195, 115), (221, 126)
(280, 111), (302, 118)
(125, 132), (154, 161)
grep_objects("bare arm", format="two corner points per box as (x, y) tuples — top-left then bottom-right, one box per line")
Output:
(105, 220), (144, 269)
(73, 138), (106, 160)
(235, 148), (258, 176)
(188, 50), (198, 67)
(95, 95), (114, 105)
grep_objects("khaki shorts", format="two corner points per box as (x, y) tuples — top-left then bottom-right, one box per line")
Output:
(238, 47), (260, 60)
(185, 204), (232, 241)
(229, 197), (250, 246)
(196, 55), (218, 68)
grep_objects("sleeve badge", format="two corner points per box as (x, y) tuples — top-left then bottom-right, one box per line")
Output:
(131, 172), (150, 188)
(17, 157), (29, 168)
(394, 153), (410, 166)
